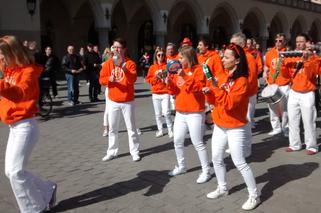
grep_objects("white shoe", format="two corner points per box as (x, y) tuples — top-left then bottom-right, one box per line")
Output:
(196, 171), (211, 184)
(168, 166), (186, 176)
(102, 154), (116, 161)
(136, 128), (142, 135)
(225, 149), (231, 154)
(168, 129), (174, 138)
(206, 187), (228, 199)
(132, 154), (141, 162)
(268, 129), (281, 136)
(102, 129), (108, 137)
(242, 197), (261, 210)
(155, 130), (164, 138)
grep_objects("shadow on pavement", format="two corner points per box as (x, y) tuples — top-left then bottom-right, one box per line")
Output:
(51, 170), (170, 212)
(228, 162), (319, 203)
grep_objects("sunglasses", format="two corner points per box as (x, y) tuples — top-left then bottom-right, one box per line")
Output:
(275, 39), (284, 43)
(157, 54), (164, 57)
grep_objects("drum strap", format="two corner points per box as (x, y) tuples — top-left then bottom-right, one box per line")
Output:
(272, 57), (281, 83)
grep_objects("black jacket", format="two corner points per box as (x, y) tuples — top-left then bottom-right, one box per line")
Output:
(62, 54), (82, 75)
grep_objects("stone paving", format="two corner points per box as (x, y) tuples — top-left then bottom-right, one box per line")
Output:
(0, 77), (321, 213)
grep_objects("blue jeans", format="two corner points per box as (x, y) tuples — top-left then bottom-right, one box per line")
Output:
(65, 73), (79, 103)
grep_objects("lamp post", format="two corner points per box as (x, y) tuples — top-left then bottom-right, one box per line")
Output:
(27, 0), (36, 17)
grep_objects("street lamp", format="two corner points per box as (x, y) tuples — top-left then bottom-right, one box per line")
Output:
(27, 0), (36, 17)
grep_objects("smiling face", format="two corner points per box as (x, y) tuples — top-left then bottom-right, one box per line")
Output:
(197, 41), (208, 54)
(222, 49), (239, 71)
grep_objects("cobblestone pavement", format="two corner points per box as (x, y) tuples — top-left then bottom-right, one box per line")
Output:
(1, 78), (321, 213)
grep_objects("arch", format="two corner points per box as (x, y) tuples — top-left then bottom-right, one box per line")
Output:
(243, 7), (266, 38)
(167, 1), (199, 45)
(290, 16), (307, 48)
(267, 12), (288, 48)
(309, 19), (321, 42)
(209, 2), (239, 47)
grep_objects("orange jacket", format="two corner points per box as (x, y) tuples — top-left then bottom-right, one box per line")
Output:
(265, 47), (291, 86)
(145, 62), (169, 94)
(285, 55), (320, 93)
(99, 58), (137, 102)
(166, 54), (179, 62)
(198, 50), (224, 88)
(245, 48), (259, 97)
(167, 65), (206, 112)
(0, 65), (43, 125)
(206, 71), (249, 128)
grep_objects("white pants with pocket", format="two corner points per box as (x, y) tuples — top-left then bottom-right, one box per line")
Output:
(5, 118), (55, 213)
(107, 100), (140, 157)
(152, 93), (173, 131)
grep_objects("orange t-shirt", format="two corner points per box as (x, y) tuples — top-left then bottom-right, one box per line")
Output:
(145, 62), (169, 94)
(206, 72), (249, 128)
(265, 47), (291, 86)
(167, 65), (206, 112)
(0, 65), (43, 125)
(285, 55), (320, 93)
(99, 58), (137, 102)
(245, 48), (259, 97)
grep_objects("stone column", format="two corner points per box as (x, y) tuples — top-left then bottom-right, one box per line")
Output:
(154, 10), (168, 47)
(97, 27), (110, 49)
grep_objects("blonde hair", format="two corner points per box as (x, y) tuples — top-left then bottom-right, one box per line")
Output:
(0, 35), (34, 70)
(178, 46), (198, 67)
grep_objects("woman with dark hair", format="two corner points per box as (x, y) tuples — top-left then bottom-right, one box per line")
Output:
(165, 45), (211, 184)
(0, 35), (57, 212)
(146, 47), (173, 138)
(203, 44), (260, 210)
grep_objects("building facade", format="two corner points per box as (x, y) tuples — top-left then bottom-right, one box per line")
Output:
(0, 0), (321, 60)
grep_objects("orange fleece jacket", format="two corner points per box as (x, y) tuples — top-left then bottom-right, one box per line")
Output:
(167, 65), (206, 112)
(99, 58), (137, 102)
(285, 55), (320, 93)
(265, 47), (291, 86)
(245, 48), (259, 97)
(145, 62), (169, 94)
(206, 72), (249, 128)
(0, 65), (43, 124)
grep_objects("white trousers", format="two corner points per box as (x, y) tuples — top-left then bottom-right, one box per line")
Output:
(173, 112), (209, 173)
(5, 118), (55, 213)
(212, 123), (259, 198)
(288, 90), (318, 151)
(103, 88), (109, 127)
(247, 94), (257, 125)
(268, 85), (289, 132)
(152, 93), (172, 131)
(107, 100), (140, 156)
(170, 95), (175, 111)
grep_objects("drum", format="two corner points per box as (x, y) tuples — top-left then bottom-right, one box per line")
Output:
(261, 84), (287, 117)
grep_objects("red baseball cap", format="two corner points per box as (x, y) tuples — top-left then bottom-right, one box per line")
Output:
(181, 37), (192, 46)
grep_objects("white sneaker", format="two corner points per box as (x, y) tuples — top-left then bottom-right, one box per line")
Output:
(268, 129), (281, 136)
(132, 154), (141, 162)
(206, 187), (228, 199)
(196, 171), (211, 184)
(102, 154), (116, 161)
(136, 128), (142, 135)
(102, 129), (108, 137)
(155, 130), (164, 138)
(168, 129), (174, 138)
(225, 149), (231, 154)
(168, 166), (186, 176)
(242, 197), (261, 210)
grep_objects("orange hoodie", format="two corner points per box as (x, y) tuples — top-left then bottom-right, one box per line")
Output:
(244, 48), (259, 97)
(198, 50), (224, 77)
(145, 62), (169, 94)
(206, 71), (249, 128)
(0, 65), (43, 125)
(285, 55), (320, 93)
(265, 47), (291, 86)
(167, 65), (206, 112)
(166, 54), (179, 62)
(99, 57), (137, 102)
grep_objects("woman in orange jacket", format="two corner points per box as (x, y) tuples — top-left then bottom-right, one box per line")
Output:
(165, 45), (210, 184)
(203, 44), (260, 211)
(0, 36), (57, 212)
(146, 47), (173, 138)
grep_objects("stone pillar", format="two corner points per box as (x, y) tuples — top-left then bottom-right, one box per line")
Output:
(154, 10), (168, 47)
(97, 27), (110, 49)
(155, 31), (166, 47)
(197, 16), (210, 36)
